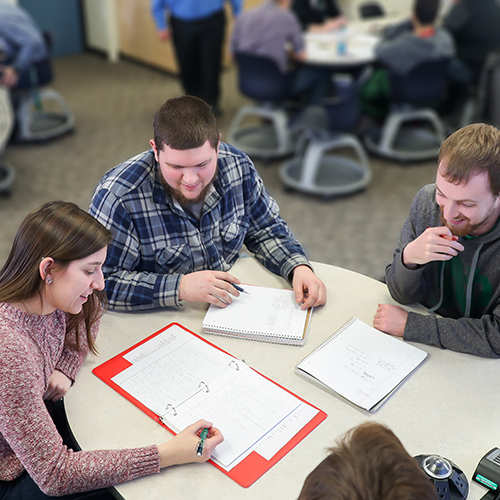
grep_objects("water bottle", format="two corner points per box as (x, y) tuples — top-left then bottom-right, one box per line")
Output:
(337, 27), (347, 56)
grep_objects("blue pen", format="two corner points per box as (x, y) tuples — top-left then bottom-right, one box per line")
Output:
(196, 428), (209, 457)
(225, 281), (249, 294)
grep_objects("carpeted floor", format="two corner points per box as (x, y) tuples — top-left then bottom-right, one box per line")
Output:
(0, 51), (439, 281)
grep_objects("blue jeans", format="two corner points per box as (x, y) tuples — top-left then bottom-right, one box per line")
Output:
(291, 65), (331, 105)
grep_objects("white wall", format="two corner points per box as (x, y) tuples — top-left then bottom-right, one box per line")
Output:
(82, 0), (119, 62)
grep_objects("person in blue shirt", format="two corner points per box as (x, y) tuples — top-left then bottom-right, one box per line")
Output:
(0, 1), (48, 89)
(0, 1), (48, 156)
(89, 95), (327, 311)
(151, 0), (242, 115)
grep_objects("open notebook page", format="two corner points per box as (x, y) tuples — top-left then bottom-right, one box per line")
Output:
(296, 317), (427, 411)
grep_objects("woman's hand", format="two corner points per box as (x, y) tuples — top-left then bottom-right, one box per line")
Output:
(158, 420), (224, 468)
(44, 369), (72, 401)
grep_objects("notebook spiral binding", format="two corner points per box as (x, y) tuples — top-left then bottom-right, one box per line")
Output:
(298, 317), (356, 365)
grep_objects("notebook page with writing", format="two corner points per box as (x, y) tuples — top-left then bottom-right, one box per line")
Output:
(202, 284), (312, 345)
(295, 317), (427, 411)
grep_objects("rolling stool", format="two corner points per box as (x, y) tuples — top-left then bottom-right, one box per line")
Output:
(280, 73), (371, 199)
(13, 33), (74, 143)
(228, 53), (295, 160)
(14, 60), (75, 142)
(0, 86), (16, 194)
(363, 59), (450, 161)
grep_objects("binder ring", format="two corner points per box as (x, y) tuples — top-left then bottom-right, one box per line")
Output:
(165, 403), (177, 416)
(198, 381), (210, 393)
(228, 359), (240, 370)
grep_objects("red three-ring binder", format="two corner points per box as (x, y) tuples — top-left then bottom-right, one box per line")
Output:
(93, 322), (327, 488)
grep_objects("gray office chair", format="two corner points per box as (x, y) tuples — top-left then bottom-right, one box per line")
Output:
(228, 53), (295, 160)
(364, 59), (449, 161)
(13, 33), (75, 142)
(458, 51), (500, 128)
(280, 71), (371, 198)
(0, 87), (16, 194)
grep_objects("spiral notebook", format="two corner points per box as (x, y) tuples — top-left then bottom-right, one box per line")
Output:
(202, 284), (312, 345)
(295, 317), (427, 411)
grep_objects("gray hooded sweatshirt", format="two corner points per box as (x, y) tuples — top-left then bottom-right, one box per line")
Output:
(375, 20), (455, 75)
(386, 184), (500, 358)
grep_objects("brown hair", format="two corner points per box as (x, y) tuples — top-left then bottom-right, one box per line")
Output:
(0, 201), (112, 354)
(438, 123), (500, 196)
(298, 422), (437, 500)
(153, 95), (220, 152)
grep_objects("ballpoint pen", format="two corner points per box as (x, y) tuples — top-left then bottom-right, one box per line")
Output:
(225, 281), (249, 294)
(196, 428), (209, 457)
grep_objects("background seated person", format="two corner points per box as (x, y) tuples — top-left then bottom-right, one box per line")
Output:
(374, 123), (500, 358)
(298, 421), (437, 500)
(231, 0), (332, 105)
(292, 0), (346, 33)
(443, 0), (500, 86)
(0, 1), (48, 90)
(360, 0), (455, 120)
(89, 96), (327, 311)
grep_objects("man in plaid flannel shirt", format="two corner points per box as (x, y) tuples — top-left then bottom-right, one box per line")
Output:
(89, 96), (327, 311)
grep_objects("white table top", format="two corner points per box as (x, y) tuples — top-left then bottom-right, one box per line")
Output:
(64, 257), (499, 500)
(304, 17), (400, 66)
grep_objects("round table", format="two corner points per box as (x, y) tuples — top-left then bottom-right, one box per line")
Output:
(64, 257), (498, 500)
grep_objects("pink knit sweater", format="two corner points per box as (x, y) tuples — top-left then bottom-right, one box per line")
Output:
(0, 302), (160, 496)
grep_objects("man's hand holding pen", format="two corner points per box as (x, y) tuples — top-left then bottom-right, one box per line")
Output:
(179, 270), (246, 308)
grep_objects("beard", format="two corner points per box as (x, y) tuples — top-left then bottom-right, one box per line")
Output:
(159, 167), (217, 206)
(439, 205), (496, 237)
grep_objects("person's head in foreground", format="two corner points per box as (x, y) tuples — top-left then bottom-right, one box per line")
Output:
(150, 95), (220, 205)
(436, 122), (500, 238)
(0, 200), (112, 352)
(297, 422), (437, 500)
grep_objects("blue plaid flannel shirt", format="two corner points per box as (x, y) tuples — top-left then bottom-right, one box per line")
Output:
(89, 142), (310, 310)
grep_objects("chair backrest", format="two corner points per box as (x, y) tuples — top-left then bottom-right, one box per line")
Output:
(235, 52), (293, 102)
(389, 59), (450, 105)
(359, 1), (385, 19)
(476, 51), (500, 125)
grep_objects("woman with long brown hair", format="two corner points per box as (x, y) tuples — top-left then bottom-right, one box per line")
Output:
(0, 201), (222, 499)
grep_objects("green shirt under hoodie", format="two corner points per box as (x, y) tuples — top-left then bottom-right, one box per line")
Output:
(386, 184), (500, 358)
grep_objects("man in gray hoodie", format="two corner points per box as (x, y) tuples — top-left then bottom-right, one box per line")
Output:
(360, 0), (455, 119)
(374, 123), (500, 358)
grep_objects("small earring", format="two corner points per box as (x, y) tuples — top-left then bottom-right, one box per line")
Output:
(46, 278), (52, 284)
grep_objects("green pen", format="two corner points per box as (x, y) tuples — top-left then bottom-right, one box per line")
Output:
(196, 428), (209, 457)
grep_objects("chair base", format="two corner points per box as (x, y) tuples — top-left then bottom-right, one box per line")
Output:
(228, 105), (294, 159)
(364, 124), (442, 161)
(280, 133), (371, 198)
(0, 161), (16, 194)
(15, 88), (75, 142)
(363, 107), (445, 161)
